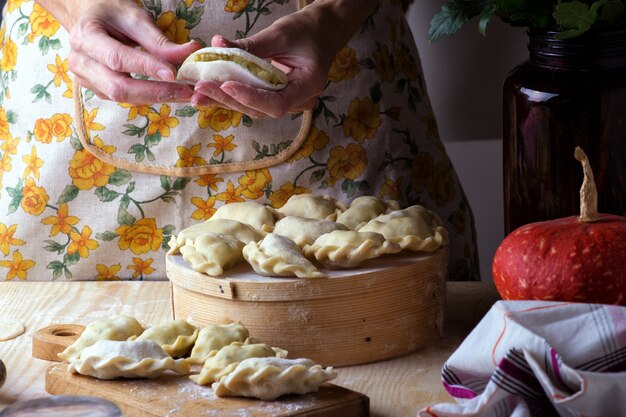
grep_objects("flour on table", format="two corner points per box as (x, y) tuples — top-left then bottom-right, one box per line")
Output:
(0, 318), (25, 341)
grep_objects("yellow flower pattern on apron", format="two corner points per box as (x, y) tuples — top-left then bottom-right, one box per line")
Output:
(0, 0), (479, 281)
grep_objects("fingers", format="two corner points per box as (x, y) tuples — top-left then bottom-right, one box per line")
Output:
(68, 4), (201, 104)
(217, 67), (324, 118)
(71, 52), (194, 104)
(193, 80), (266, 118)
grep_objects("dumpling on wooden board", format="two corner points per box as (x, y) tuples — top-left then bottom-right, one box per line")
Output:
(272, 216), (348, 248)
(336, 196), (399, 230)
(303, 230), (401, 269)
(243, 233), (325, 278)
(58, 315), (144, 362)
(190, 341), (288, 386)
(212, 357), (336, 401)
(358, 205), (448, 252)
(68, 340), (189, 380)
(208, 201), (281, 232)
(167, 219), (264, 254)
(179, 233), (244, 276)
(276, 194), (346, 221)
(129, 320), (198, 358)
(186, 322), (250, 365)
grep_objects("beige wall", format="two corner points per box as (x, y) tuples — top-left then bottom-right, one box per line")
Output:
(405, 3), (527, 280)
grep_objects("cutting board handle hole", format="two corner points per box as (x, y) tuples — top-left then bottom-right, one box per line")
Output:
(52, 329), (78, 337)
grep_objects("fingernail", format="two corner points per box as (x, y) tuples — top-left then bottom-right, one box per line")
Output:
(157, 69), (175, 81)
(221, 85), (238, 98)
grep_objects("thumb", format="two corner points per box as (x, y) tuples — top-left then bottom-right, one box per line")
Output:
(122, 12), (202, 65)
(211, 35), (263, 58)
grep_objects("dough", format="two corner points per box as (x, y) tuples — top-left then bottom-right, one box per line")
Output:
(176, 47), (288, 91)
(0, 318), (25, 341)
(212, 357), (337, 400)
(68, 340), (189, 380)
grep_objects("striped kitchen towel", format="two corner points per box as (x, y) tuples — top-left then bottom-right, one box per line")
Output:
(419, 300), (626, 417)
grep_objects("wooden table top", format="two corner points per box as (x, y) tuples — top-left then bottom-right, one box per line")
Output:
(0, 281), (500, 417)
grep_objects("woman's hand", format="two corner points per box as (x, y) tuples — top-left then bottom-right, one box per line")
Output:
(36, 0), (201, 104)
(191, 0), (379, 118)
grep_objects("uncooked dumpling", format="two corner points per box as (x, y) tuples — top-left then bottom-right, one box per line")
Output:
(176, 47), (288, 91)
(212, 357), (336, 400)
(336, 196), (399, 229)
(190, 341), (288, 385)
(276, 194), (346, 221)
(58, 315), (144, 362)
(209, 201), (280, 232)
(167, 219), (264, 254)
(303, 230), (401, 268)
(273, 216), (348, 248)
(180, 233), (245, 276)
(186, 323), (250, 365)
(68, 340), (189, 380)
(359, 205), (448, 251)
(130, 320), (198, 358)
(243, 233), (325, 278)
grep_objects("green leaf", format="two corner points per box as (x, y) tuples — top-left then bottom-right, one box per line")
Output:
(96, 231), (117, 241)
(109, 169), (131, 186)
(128, 144), (146, 162)
(126, 181), (136, 194)
(601, 0), (625, 23)
(64, 252), (80, 266)
(117, 206), (136, 226)
(145, 132), (161, 147)
(145, 148), (156, 161)
(184, 7), (204, 28)
(6, 181), (23, 215)
(6, 110), (17, 124)
(70, 136), (83, 151)
(120, 195), (131, 211)
(478, 5), (495, 35)
(57, 185), (79, 205)
(46, 261), (65, 281)
(50, 39), (62, 50)
(84, 89), (95, 102)
(160, 176), (172, 190)
(95, 186), (121, 203)
(554, 1), (596, 31)
(122, 124), (146, 137)
(310, 169), (326, 184)
(44, 240), (66, 254)
(39, 36), (50, 55)
(172, 177), (191, 191)
(428, 0), (494, 42)
(341, 179), (369, 198)
(162, 225), (175, 235)
(17, 22), (28, 38)
(175, 105), (198, 117)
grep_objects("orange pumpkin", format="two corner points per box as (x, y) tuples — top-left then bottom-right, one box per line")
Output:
(493, 147), (626, 304)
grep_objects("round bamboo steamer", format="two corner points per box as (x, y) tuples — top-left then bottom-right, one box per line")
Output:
(166, 248), (448, 367)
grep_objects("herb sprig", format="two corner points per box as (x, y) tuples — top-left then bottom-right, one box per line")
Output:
(428, 0), (626, 41)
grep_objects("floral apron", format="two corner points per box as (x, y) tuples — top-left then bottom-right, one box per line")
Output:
(0, 0), (479, 281)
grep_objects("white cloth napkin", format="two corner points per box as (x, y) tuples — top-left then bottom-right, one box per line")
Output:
(418, 300), (626, 417)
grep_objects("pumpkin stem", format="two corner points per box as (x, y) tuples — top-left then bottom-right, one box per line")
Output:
(574, 147), (600, 223)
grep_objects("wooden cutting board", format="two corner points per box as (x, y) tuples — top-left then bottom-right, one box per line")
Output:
(45, 365), (368, 417)
(37, 325), (369, 417)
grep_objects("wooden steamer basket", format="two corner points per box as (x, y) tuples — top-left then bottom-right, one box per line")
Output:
(166, 248), (448, 367)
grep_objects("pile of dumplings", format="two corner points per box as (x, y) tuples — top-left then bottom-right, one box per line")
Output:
(57, 315), (336, 401)
(168, 194), (448, 278)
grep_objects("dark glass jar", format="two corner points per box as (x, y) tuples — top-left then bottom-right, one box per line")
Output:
(503, 29), (626, 235)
